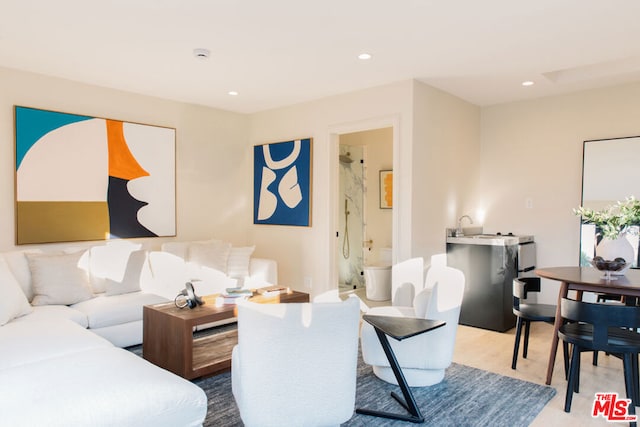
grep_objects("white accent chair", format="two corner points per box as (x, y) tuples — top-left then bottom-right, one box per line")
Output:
(391, 257), (425, 307)
(231, 296), (361, 427)
(361, 262), (465, 386)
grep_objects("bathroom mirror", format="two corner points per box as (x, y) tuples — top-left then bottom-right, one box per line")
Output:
(579, 136), (640, 267)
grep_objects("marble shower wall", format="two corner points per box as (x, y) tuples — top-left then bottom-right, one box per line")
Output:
(338, 145), (365, 287)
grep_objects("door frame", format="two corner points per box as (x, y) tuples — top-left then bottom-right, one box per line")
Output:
(328, 115), (401, 290)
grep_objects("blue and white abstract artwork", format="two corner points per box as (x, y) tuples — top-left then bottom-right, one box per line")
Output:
(253, 138), (312, 226)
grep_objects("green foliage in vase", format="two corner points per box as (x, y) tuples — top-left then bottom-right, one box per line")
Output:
(574, 196), (640, 239)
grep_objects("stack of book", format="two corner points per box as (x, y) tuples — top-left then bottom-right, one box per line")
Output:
(215, 288), (254, 306)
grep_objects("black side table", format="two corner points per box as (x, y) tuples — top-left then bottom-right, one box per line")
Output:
(356, 314), (446, 423)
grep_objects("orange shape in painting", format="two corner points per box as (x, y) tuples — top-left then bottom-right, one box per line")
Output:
(106, 120), (149, 180)
(384, 173), (393, 207)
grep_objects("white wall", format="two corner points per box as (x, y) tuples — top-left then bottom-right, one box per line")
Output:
(480, 81), (640, 304)
(0, 67), (251, 253)
(411, 81), (481, 262)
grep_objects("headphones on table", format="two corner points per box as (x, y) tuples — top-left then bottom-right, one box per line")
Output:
(175, 282), (204, 309)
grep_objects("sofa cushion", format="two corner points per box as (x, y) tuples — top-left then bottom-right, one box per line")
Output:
(160, 241), (190, 259)
(71, 292), (167, 329)
(89, 241), (143, 294)
(188, 240), (231, 273)
(105, 250), (146, 296)
(26, 251), (94, 306)
(0, 347), (207, 427)
(0, 257), (32, 325)
(143, 251), (189, 299)
(162, 238), (221, 260)
(12, 304), (89, 327)
(246, 258), (278, 288)
(90, 320), (146, 348)
(227, 246), (255, 279)
(0, 319), (111, 370)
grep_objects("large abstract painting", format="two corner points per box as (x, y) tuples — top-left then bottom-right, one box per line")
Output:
(253, 138), (312, 226)
(15, 106), (176, 244)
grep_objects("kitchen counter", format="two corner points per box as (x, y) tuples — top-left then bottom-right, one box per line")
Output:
(446, 234), (534, 246)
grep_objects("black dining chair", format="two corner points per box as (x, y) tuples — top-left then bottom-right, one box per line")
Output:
(558, 297), (640, 418)
(511, 277), (560, 370)
(593, 293), (626, 366)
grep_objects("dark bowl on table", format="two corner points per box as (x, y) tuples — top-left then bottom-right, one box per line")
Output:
(591, 256), (629, 272)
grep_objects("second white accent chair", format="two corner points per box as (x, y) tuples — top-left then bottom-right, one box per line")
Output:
(361, 260), (465, 387)
(391, 257), (425, 307)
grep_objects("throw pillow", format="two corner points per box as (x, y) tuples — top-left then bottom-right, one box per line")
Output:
(227, 246), (255, 279)
(188, 240), (232, 274)
(26, 251), (94, 306)
(2, 249), (43, 301)
(105, 250), (146, 296)
(89, 241), (143, 293)
(0, 257), (33, 325)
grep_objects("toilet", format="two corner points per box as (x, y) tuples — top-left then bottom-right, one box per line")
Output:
(363, 248), (392, 301)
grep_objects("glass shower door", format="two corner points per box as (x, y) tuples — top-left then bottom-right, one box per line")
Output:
(338, 144), (364, 289)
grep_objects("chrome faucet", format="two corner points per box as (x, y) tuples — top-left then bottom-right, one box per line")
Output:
(456, 215), (473, 237)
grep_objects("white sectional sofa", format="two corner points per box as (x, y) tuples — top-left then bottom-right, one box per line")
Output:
(0, 318), (208, 427)
(0, 238), (278, 426)
(1, 243), (166, 347)
(0, 251), (207, 427)
(1, 239), (277, 348)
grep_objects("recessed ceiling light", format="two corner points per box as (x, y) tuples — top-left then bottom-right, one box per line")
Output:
(193, 48), (210, 59)
(358, 53), (372, 60)
(522, 80), (535, 87)
(228, 91), (238, 96)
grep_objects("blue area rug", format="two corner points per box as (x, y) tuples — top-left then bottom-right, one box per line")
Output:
(127, 343), (555, 426)
(348, 360), (556, 426)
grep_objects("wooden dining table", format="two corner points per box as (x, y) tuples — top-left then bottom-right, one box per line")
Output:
(535, 266), (640, 385)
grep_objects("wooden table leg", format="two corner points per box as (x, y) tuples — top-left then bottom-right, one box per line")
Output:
(546, 281), (568, 385)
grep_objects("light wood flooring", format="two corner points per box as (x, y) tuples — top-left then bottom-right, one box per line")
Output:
(347, 287), (633, 427)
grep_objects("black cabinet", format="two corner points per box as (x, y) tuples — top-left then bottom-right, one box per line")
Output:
(446, 242), (517, 332)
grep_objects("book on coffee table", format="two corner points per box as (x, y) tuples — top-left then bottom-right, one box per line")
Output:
(223, 288), (253, 296)
(215, 293), (249, 306)
(257, 286), (290, 296)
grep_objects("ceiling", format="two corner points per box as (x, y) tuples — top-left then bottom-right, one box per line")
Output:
(3, 0), (640, 114)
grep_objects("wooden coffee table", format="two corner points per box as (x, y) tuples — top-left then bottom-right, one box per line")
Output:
(143, 289), (309, 379)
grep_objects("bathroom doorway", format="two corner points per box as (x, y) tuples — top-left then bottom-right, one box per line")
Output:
(337, 127), (393, 292)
